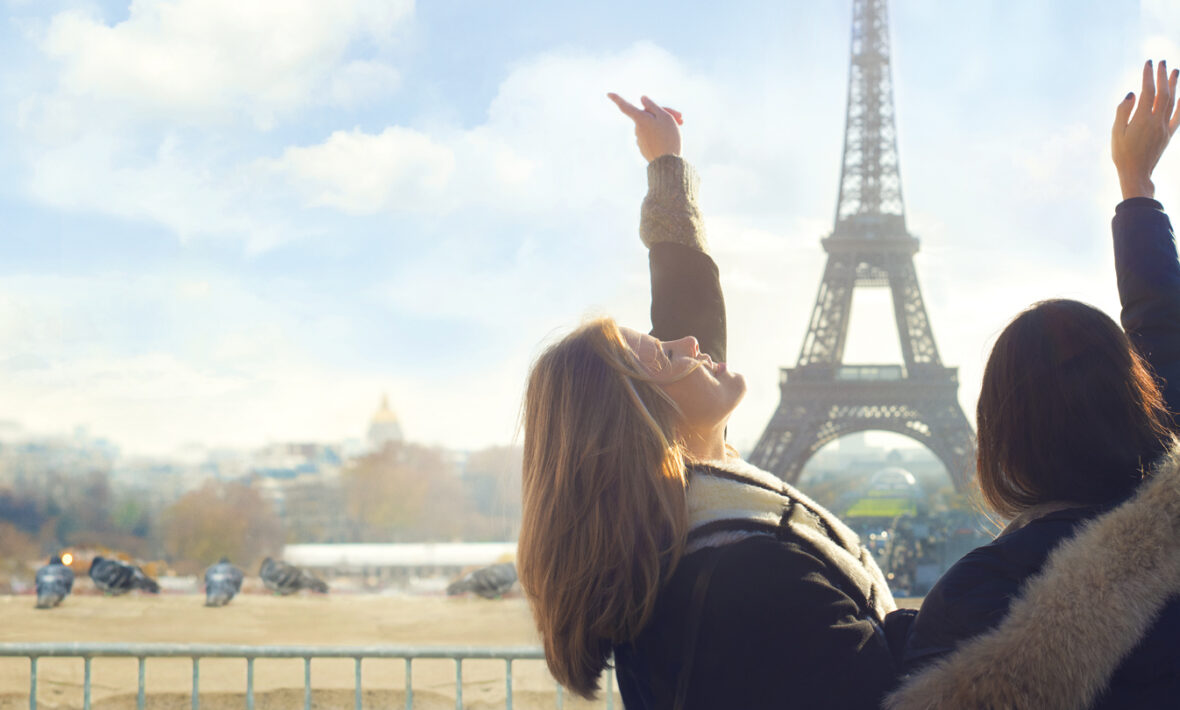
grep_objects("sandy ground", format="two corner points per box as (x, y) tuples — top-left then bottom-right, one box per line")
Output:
(0, 593), (614, 709)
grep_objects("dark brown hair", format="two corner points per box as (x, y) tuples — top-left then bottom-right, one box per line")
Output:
(976, 299), (1174, 519)
(517, 318), (688, 698)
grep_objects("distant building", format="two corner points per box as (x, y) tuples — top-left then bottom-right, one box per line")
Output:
(249, 442), (347, 541)
(367, 394), (404, 451)
(0, 427), (119, 488)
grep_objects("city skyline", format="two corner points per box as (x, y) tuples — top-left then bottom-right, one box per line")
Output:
(1, 1), (1178, 456)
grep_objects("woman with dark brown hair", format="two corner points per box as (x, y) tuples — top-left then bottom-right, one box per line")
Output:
(891, 60), (1180, 709)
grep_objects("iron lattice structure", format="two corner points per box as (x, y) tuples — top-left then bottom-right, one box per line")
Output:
(748, 0), (975, 490)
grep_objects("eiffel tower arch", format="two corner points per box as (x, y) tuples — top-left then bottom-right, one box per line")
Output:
(748, 0), (975, 490)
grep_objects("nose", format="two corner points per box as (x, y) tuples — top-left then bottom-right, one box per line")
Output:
(678, 336), (699, 357)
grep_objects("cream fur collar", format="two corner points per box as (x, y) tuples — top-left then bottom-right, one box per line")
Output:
(684, 455), (860, 548)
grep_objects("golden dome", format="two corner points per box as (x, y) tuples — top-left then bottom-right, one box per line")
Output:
(371, 394), (400, 423)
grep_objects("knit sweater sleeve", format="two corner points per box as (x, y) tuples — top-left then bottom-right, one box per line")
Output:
(641, 156), (727, 362)
(640, 155), (708, 252)
(1113, 197), (1180, 423)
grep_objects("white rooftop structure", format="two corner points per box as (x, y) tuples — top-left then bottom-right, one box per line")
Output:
(282, 542), (516, 569)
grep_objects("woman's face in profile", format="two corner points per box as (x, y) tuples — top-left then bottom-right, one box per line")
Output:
(619, 327), (746, 432)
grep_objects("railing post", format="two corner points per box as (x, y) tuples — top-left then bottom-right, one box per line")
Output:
(191, 657), (200, 710)
(454, 659), (462, 710)
(606, 667), (614, 710)
(304, 657), (312, 710)
(137, 657), (145, 710)
(28, 657), (36, 710)
(246, 657), (255, 710)
(83, 657), (91, 710)
(355, 657), (363, 710)
(556, 682), (564, 710)
(404, 658), (413, 710)
(505, 659), (513, 710)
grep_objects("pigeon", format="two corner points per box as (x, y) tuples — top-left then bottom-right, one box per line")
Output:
(204, 557), (244, 607)
(35, 555), (75, 609)
(259, 557), (328, 595)
(88, 556), (160, 595)
(446, 562), (517, 599)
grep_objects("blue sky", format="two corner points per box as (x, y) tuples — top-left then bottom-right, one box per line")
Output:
(0, 0), (1178, 456)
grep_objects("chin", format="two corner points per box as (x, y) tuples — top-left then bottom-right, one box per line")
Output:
(725, 375), (748, 412)
(730, 371), (748, 397)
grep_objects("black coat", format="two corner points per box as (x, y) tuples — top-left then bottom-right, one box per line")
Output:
(900, 197), (1180, 708)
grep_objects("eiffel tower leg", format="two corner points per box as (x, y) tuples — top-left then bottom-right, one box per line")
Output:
(921, 403), (976, 490)
(798, 256), (857, 367)
(750, 415), (822, 483)
(887, 255), (941, 369)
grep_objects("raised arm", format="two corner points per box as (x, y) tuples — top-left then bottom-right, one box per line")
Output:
(608, 93), (727, 363)
(1112, 60), (1180, 421)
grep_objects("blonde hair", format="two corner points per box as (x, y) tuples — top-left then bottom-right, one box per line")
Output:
(517, 317), (690, 698)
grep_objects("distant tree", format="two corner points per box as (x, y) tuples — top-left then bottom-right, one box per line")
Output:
(1, 467), (159, 557)
(0, 521), (38, 592)
(112, 497), (153, 539)
(0, 521), (37, 560)
(160, 481), (284, 574)
(59, 470), (116, 544)
(0, 489), (43, 535)
(343, 442), (470, 541)
(461, 445), (523, 540)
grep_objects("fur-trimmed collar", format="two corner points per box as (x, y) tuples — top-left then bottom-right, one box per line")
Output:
(886, 442), (1180, 709)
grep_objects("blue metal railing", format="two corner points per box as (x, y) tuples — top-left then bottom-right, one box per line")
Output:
(0, 643), (619, 710)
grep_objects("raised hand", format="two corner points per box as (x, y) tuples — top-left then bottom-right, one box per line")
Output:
(607, 93), (683, 163)
(1113, 59), (1180, 200)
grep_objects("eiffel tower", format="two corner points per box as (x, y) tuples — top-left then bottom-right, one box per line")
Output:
(748, 0), (975, 490)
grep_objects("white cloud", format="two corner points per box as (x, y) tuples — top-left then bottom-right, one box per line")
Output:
(9, 0), (416, 249)
(41, 0), (412, 127)
(1142, 0), (1180, 59)
(277, 126), (454, 214)
(276, 42), (723, 218)
(328, 60), (402, 108)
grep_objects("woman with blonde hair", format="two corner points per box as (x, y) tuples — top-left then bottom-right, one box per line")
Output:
(519, 81), (1180, 710)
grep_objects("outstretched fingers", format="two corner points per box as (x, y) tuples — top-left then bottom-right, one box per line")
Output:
(1134, 60), (1156, 124)
(1114, 91), (1136, 140)
(1155, 60), (1174, 121)
(607, 93), (646, 122)
(640, 95), (673, 121)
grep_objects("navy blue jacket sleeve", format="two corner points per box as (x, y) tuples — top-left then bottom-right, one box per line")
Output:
(1113, 197), (1180, 423)
(648, 242), (726, 364)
